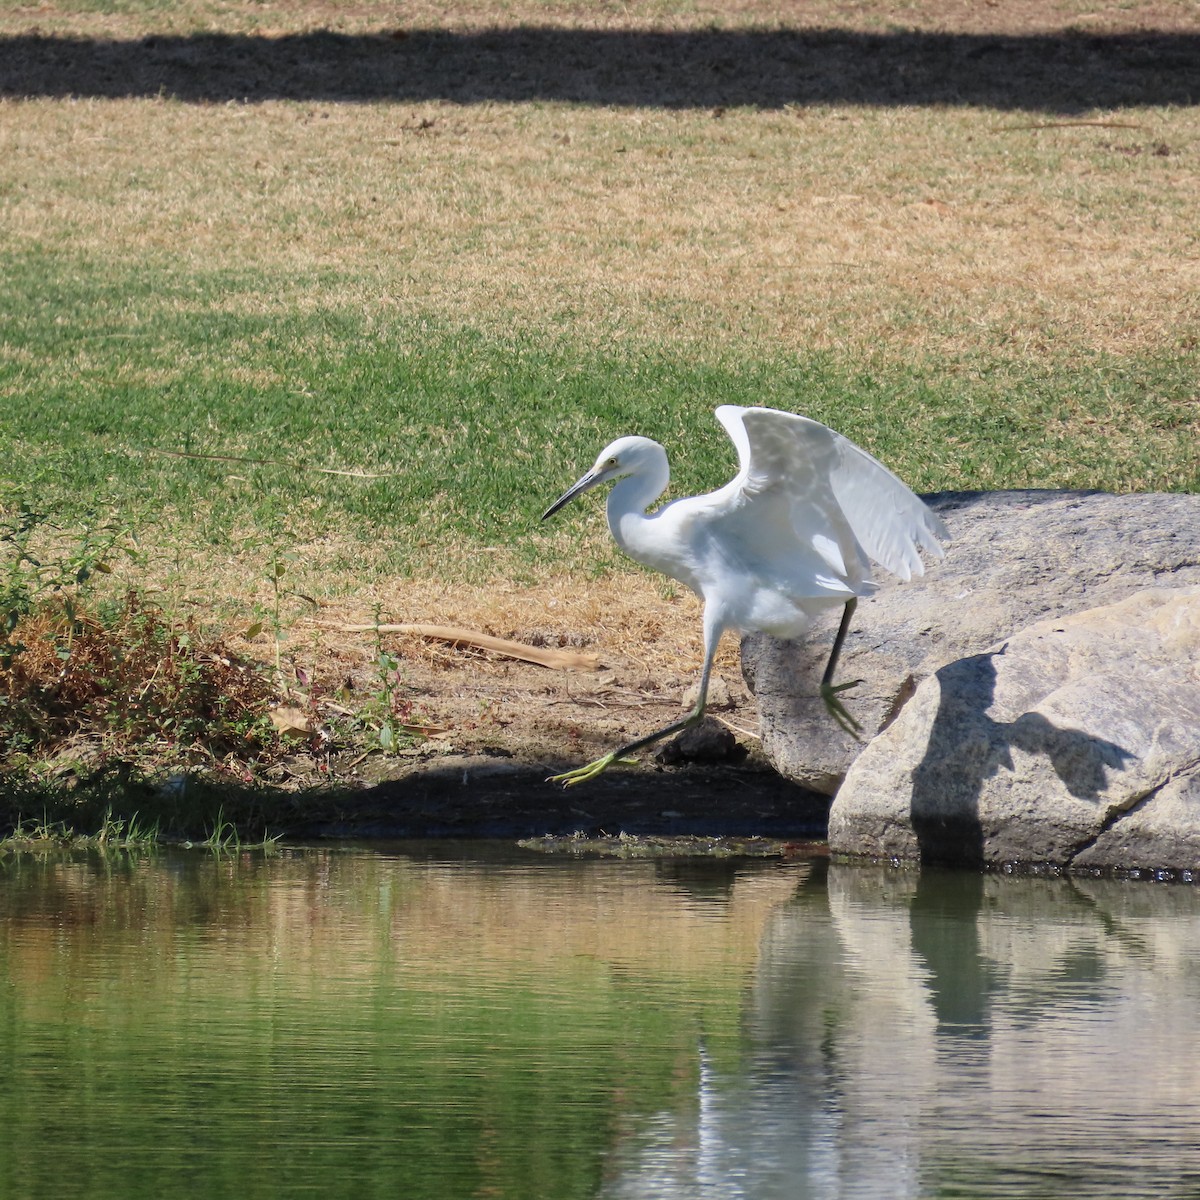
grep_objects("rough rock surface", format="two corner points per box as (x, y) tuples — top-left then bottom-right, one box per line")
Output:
(741, 490), (1200, 795)
(829, 587), (1200, 870)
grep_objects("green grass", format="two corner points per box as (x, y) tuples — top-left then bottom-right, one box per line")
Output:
(0, 806), (159, 850)
(0, 759), (312, 845)
(3, 247), (1195, 590)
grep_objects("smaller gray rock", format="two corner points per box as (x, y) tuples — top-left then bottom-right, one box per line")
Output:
(656, 716), (743, 765)
(829, 587), (1200, 871)
(1074, 770), (1200, 873)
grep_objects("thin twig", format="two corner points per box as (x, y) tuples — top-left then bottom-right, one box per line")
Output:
(711, 714), (761, 742)
(339, 622), (601, 672)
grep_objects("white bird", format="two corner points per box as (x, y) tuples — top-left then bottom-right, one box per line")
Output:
(541, 405), (949, 787)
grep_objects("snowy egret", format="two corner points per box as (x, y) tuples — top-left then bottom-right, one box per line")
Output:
(541, 405), (949, 787)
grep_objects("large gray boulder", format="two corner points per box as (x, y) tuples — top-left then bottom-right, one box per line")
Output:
(741, 490), (1200, 794)
(829, 587), (1200, 870)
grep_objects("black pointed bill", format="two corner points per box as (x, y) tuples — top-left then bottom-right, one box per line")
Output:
(541, 468), (605, 521)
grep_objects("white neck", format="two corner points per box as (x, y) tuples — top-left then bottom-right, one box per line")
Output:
(604, 444), (670, 561)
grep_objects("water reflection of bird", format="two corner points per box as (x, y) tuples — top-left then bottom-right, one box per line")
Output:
(541, 405), (949, 787)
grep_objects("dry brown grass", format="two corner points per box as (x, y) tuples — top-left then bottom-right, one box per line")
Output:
(2, 0), (1197, 37)
(188, 552), (741, 760)
(33, 516), (739, 770)
(1, 593), (279, 760)
(3, 95), (1196, 362)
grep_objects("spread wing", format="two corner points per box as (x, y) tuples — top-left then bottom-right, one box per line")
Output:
(714, 405), (948, 585)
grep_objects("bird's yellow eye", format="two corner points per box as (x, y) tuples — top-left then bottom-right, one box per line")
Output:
(606, 457), (619, 468)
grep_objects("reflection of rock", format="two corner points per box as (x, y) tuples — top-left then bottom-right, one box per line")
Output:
(601, 863), (1200, 1199)
(742, 490), (1200, 795)
(831, 587), (1200, 869)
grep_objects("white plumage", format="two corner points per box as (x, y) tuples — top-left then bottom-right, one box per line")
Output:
(541, 405), (949, 786)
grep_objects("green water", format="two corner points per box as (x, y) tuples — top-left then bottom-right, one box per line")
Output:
(1, 846), (1198, 1199)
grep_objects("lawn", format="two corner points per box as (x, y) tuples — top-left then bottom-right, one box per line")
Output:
(0, 0), (1196, 817)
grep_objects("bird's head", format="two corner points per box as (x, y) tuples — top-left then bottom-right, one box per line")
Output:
(541, 436), (663, 520)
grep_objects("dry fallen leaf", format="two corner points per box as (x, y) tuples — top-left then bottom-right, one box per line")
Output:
(269, 705), (311, 737)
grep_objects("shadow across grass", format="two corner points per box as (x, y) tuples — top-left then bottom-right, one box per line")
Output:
(0, 27), (1196, 111)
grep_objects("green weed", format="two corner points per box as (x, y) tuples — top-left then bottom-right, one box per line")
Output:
(0, 804), (158, 851)
(198, 807), (240, 852)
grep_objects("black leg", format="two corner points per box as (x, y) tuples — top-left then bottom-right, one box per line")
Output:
(822, 597), (857, 688)
(820, 598), (863, 737)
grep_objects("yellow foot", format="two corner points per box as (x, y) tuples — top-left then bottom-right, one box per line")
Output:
(547, 752), (638, 788)
(821, 679), (864, 739)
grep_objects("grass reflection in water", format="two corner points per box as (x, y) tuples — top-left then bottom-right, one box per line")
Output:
(0, 845), (801, 1200)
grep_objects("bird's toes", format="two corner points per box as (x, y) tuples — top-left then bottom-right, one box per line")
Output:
(547, 752), (618, 788)
(819, 681), (864, 739)
(826, 678), (862, 695)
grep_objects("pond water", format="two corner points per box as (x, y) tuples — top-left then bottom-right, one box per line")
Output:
(2, 844), (1199, 1200)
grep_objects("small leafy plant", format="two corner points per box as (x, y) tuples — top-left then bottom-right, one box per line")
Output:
(368, 606), (418, 755)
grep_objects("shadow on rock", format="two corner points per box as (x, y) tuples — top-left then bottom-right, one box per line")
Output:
(912, 653), (1134, 866)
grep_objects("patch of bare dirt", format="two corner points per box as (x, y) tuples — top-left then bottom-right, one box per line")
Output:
(247, 573), (831, 839)
(309, 577), (753, 761)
